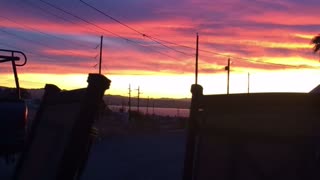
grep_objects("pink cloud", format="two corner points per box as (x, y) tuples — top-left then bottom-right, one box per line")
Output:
(0, 0), (319, 77)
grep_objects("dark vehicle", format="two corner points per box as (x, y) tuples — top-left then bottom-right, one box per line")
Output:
(0, 49), (28, 162)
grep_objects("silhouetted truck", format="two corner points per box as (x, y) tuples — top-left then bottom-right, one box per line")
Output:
(0, 49), (28, 161)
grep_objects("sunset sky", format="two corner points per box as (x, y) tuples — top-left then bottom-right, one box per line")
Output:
(0, 0), (319, 98)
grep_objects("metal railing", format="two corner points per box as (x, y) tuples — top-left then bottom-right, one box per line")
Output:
(0, 49), (27, 99)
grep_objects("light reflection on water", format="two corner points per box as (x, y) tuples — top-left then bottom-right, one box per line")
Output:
(108, 105), (189, 117)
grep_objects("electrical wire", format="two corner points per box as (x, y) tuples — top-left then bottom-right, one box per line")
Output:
(22, 0), (102, 35)
(39, 0), (183, 61)
(79, 0), (193, 57)
(4, 0), (314, 70)
(0, 28), (91, 58)
(0, 15), (93, 49)
(79, 0), (297, 68)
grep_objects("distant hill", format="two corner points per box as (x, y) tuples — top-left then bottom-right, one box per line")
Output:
(0, 86), (42, 99)
(104, 95), (190, 109)
(3, 87), (191, 109)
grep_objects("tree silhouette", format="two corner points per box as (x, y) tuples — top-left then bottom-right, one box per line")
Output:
(311, 34), (320, 57)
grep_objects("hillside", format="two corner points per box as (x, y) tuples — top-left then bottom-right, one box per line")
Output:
(104, 95), (190, 109)
(0, 87), (191, 109)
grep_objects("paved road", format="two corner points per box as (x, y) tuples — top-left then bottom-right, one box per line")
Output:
(81, 132), (186, 180)
(0, 155), (18, 180)
(0, 132), (186, 180)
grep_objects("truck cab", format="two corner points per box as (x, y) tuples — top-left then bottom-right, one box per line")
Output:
(0, 49), (28, 161)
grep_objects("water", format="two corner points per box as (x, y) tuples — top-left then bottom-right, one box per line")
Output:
(109, 105), (189, 117)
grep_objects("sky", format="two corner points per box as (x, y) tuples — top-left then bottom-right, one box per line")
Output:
(0, 0), (319, 98)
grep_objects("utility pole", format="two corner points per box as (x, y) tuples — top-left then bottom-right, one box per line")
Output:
(99, 35), (103, 74)
(128, 84), (132, 118)
(136, 86), (142, 113)
(146, 96), (149, 115)
(225, 58), (231, 94)
(152, 99), (155, 115)
(247, 72), (250, 94)
(195, 33), (199, 85)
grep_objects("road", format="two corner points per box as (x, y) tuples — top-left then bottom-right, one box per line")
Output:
(1, 132), (186, 180)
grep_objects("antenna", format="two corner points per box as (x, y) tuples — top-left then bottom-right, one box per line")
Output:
(128, 84), (132, 122)
(247, 72), (250, 94)
(99, 35), (103, 74)
(136, 86), (142, 113)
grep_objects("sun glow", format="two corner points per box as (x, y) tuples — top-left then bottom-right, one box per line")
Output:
(1, 69), (318, 99)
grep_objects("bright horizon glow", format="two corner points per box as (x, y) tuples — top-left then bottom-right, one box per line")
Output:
(1, 69), (319, 99)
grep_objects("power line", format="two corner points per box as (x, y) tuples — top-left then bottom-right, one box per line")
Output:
(78, 0), (298, 68)
(79, 0), (193, 57)
(79, 0), (143, 35)
(0, 28), (53, 49)
(43, 0), (279, 66)
(0, 15), (92, 49)
(0, 42), (36, 56)
(22, 0), (102, 35)
(23, 0), (76, 24)
(150, 36), (306, 68)
(39, 0), (183, 61)
(151, 36), (245, 59)
(146, 36), (193, 57)
(151, 37), (300, 70)
(0, 28), (91, 58)
(0, 42), (74, 63)
(15, 0), (313, 70)
(39, 0), (131, 40)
